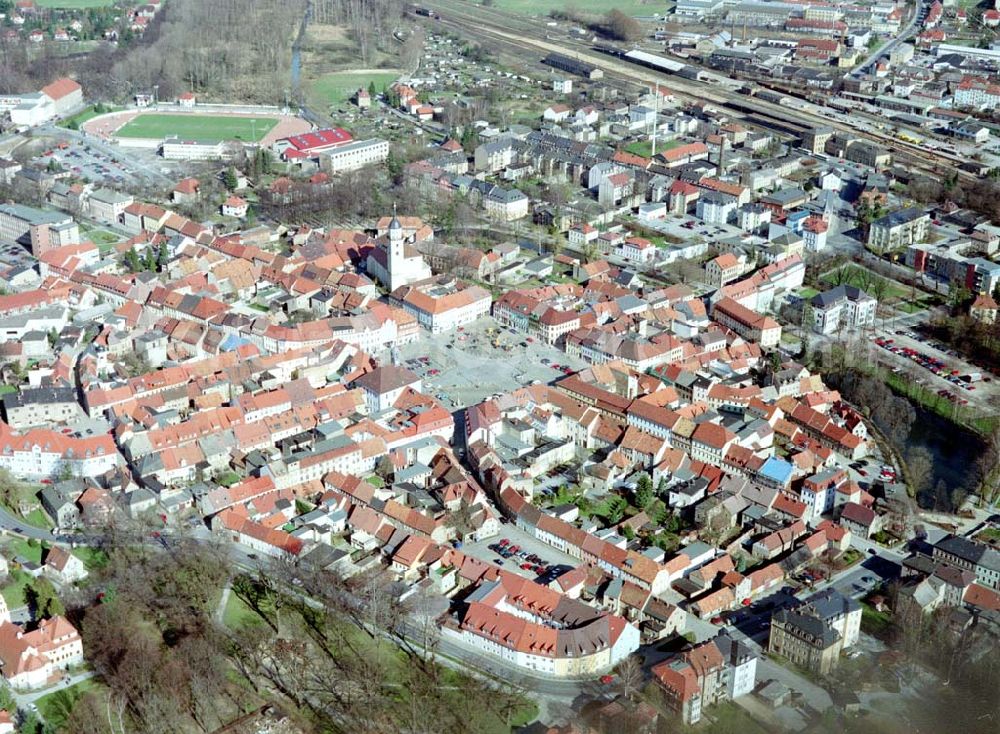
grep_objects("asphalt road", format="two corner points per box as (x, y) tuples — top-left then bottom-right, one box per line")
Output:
(0, 505), (57, 542)
(852, 1), (928, 77)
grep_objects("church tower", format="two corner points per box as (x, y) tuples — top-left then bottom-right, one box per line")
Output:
(387, 207), (404, 291)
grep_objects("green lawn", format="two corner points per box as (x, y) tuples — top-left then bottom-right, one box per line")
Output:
(623, 139), (680, 159)
(22, 508), (54, 530)
(72, 546), (109, 571)
(37, 0), (112, 7)
(483, 0), (657, 15)
(215, 470), (241, 488)
(0, 385), (15, 396)
(85, 229), (122, 246)
(822, 264), (909, 301)
(799, 286), (820, 299)
(58, 104), (119, 129)
(861, 602), (893, 638)
(6, 537), (45, 564)
(36, 678), (103, 730)
(2, 569), (33, 608)
(222, 591), (269, 629)
(699, 702), (772, 734)
(115, 113), (278, 142)
(309, 70), (398, 107)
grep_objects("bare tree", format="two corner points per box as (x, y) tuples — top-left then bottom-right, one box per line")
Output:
(616, 654), (644, 700)
(604, 9), (643, 42)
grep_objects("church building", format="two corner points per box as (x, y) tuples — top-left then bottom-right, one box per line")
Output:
(366, 212), (433, 292)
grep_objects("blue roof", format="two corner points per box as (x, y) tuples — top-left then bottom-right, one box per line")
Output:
(758, 456), (793, 485)
(220, 334), (252, 351)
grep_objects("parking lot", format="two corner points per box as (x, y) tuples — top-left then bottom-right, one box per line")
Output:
(461, 522), (581, 583)
(872, 330), (988, 406)
(0, 241), (39, 274)
(37, 139), (139, 187)
(31, 127), (182, 187)
(397, 316), (588, 410)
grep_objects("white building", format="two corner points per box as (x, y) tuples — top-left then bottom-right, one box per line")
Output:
(86, 188), (133, 226)
(391, 276), (492, 334)
(0, 616), (84, 690)
(739, 204), (771, 233)
(450, 578), (641, 677)
(0, 424), (120, 480)
(484, 187), (529, 221)
(809, 285), (876, 335)
(697, 194), (737, 225)
(803, 216), (829, 252)
(221, 196), (249, 218)
(351, 365), (422, 413)
(161, 138), (229, 161)
(620, 236), (656, 264)
(366, 214), (433, 292)
(804, 589), (861, 649)
(2, 78), (82, 127)
(318, 138), (390, 173)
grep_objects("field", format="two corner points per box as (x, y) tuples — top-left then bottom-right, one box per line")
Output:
(58, 105), (120, 130)
(623, 139), (680, 158)
(308, 70), (398, 107)
(115, 113), (278, 143)
(821, 264), (909, 301)
(482, 0), (659, 15)
(37, 0), (112, 7)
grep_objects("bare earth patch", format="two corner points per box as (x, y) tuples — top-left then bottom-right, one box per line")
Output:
(306, 23), (349, 43)
(260, 115), (312, 146)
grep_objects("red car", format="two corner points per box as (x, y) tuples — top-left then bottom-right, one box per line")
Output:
(520, 562), (533, 571)
(498, 539), (509, 547)
(711, 615), (725, 624)
(599, 675), (614, 685)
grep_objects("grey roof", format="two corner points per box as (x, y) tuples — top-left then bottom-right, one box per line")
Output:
(772, 608), (841, 647)
(804, 588), (861, 621)
(351, 365), (420, 395)
(0, 203), (71, 226)
(89, 188), (132, 205)
(935, 535), (1000, 572)
(3, 386), (76, 408)
(810, 285), (874, 309)
(873, 207), (927, 228)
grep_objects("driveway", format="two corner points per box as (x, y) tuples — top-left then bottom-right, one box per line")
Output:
(11, 669), (96, 721)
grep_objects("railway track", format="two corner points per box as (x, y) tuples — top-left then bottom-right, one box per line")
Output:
(420, 0), (978, 182)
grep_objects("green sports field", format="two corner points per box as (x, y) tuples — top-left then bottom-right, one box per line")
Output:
(115, 113), (279, 142)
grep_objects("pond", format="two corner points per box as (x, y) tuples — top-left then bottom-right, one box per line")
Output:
(906, 407), (984, 511)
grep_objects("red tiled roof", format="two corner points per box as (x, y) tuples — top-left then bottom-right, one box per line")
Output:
(41, 77), (81, 101)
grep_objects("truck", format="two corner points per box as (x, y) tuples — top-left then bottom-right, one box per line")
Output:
(962, 372), (982, 383)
